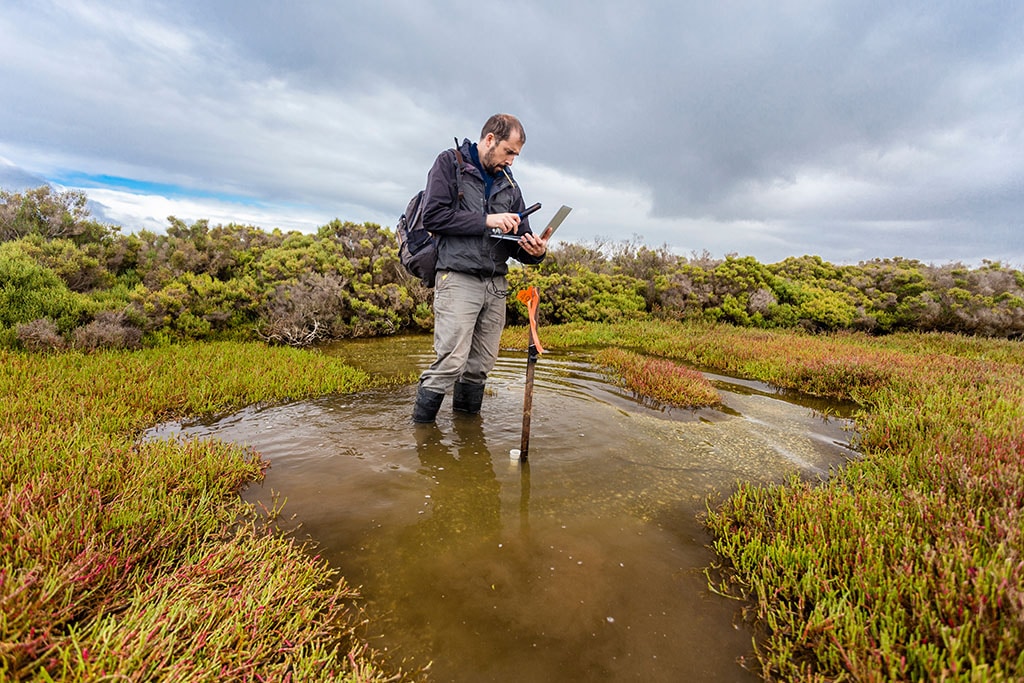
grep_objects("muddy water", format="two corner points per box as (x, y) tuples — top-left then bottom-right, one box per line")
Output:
(152, 336), (857, 682)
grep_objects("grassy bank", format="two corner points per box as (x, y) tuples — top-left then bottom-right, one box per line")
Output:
(513, 320), (1024, 681)
(592, 346), (720, 408)
(1, 342), (412, 681)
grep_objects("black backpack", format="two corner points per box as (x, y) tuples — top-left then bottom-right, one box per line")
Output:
(397, 138), (465, 287)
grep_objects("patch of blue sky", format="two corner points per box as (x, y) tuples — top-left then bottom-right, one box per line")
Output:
(52, 171), (265, 207)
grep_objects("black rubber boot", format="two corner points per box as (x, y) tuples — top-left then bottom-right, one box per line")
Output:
(412, 386), (445, 423)
(452, 381), (485, 414)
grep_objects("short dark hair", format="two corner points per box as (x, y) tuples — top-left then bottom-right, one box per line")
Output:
(481, 114), (526, 144)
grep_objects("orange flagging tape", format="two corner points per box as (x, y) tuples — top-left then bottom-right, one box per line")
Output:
(516, 286), (545, 354)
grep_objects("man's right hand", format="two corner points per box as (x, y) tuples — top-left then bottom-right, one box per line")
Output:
(486, 213), (521, 234)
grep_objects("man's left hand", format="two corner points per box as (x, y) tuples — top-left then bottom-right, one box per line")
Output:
(519, 232), (547, 257)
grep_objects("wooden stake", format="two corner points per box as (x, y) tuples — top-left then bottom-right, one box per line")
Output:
(519, 342), (538, 461)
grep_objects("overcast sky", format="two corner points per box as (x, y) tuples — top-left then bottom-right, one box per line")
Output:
(2, 0), (1021, 266)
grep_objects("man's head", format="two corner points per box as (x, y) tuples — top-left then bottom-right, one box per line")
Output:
(478, 113), (525, 174)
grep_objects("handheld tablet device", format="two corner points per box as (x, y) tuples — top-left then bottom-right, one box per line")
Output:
(490, 205), (572, 242)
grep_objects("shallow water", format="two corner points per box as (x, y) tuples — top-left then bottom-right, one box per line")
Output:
(151, 336), (858, 682)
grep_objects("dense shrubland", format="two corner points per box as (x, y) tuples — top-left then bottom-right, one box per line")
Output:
(2, 185), (1023, 350)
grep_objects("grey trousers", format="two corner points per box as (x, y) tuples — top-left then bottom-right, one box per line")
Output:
(419, 270), (506, 394)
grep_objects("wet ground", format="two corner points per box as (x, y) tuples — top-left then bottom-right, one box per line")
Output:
(150, 336), (858, 682)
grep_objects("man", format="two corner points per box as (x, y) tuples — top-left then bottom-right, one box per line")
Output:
(413, 113), (548, 423)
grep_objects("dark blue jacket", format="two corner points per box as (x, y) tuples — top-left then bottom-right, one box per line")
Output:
(422, 138), (545, 277)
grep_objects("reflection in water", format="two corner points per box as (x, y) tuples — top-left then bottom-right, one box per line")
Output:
(414, 419), (502, 543)
(368, 418), (505, 659)
(149, 337), (858, 682)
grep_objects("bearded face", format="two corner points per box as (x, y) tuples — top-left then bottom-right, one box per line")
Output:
(479, 132), (523, 174)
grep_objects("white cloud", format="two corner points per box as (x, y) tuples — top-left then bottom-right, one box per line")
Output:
(76, 188), (320, 233)
(1, 0), (1021, 267)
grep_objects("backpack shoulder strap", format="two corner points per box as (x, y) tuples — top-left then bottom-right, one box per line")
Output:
(452, 136), (464, 202)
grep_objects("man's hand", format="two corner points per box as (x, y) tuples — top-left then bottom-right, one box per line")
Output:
(519, 231), (547, 257)
(486, 212), (521, 234)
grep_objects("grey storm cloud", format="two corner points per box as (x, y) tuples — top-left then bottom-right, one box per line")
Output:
(1, 0), (1021, 265)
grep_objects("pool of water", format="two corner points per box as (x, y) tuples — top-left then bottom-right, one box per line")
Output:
(150, 336), (858, 682)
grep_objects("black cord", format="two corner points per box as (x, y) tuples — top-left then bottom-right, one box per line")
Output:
(487, 279), (510, 298)
(486, 236), (511, 298)
(484, 236), (539, 299)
